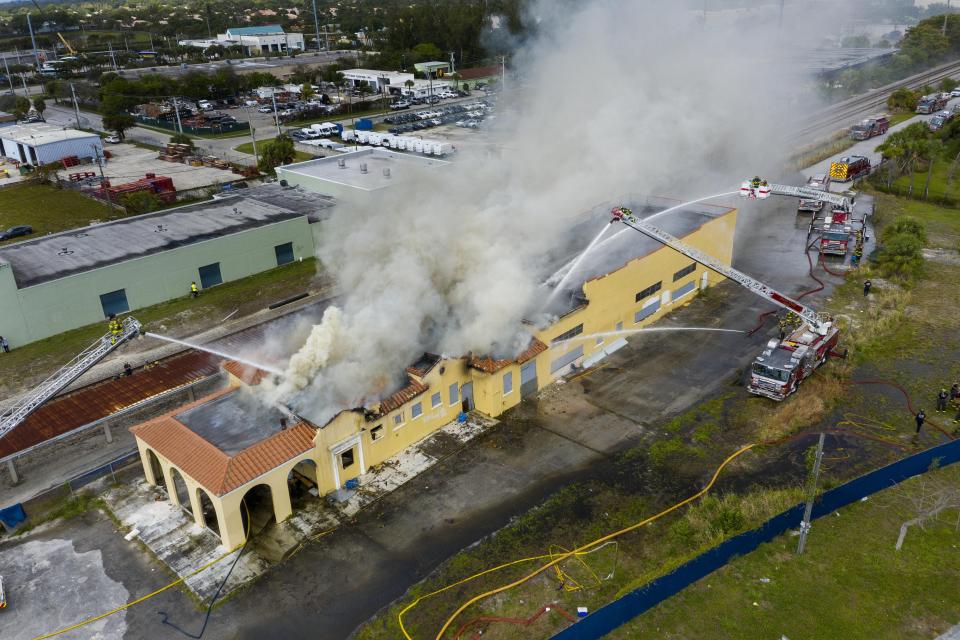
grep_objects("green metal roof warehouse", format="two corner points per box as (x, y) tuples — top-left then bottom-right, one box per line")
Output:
(0, 184), (330, 347)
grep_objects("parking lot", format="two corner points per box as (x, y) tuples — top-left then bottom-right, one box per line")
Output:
(56, 144), (241, 192)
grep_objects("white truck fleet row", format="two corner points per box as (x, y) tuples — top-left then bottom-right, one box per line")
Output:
(340, 129), (455, 156)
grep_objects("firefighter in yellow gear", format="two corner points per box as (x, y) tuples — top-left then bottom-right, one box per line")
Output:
(190, 281), (199, 298)
(107, 314), (123, 345)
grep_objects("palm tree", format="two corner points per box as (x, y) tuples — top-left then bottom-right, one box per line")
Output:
(921, 139), (943, 200)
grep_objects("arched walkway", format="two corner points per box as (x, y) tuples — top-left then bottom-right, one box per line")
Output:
(146, 449), (165, 488)
(169, 468), (191, 513)
(240, 484), (277, 536)
(197, 488), (220, 537)
(288, 459), (318, 508)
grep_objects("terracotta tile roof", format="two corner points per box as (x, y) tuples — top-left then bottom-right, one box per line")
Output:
(131, 389), (316, 496)
(468, 338), (548, 374)
(378, 379), (429, 414)
(405, 353), (441, 378)
(222, 360), (270, 386)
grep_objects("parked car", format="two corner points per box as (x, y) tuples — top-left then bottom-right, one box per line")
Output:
(391, 100), (411, 110)
(257, 105), (274, 113)
(951, 88), (960, 98)
(0, 225), (33, 241)
(104, 134), (121, 144)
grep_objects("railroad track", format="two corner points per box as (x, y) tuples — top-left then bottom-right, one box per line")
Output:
(790, 58), (960, 141)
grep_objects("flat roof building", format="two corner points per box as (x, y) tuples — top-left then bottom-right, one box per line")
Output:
(131, 195), (739, 550)
(340, 69), (415, 94)
(0, 123), (102, 166)
(0, 184), (331, 347)
(179, 25), (305, 55)
(276, 148), (449, 199)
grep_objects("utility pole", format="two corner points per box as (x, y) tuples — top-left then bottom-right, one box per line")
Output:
(312, 0), (322, 51)
(248, 124), (258, 164)
(20, 74), (29, 96)
(149, 32), (155, 53)
(172, 96), (183, 133)
(944, 0), (952, 37)
(500, 55), (506, 90)
(796, 433), (826, 555)
(270, 91), (281, 135)
(26, 14), (39, 71)
(69, 82), (82, 129)
(449, 51), (456, 75)
(108, 42), (117, 70)
(93, 144), (115, 211)
(2, 55), (14, 93)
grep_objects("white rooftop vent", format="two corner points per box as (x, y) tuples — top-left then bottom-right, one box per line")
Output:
(154, 224), (167, 233)
(360, 162), (368, 174)
(337, 158), (346, 169)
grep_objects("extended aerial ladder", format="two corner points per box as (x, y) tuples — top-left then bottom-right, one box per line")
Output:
(609, 206), (831, 336)
(0, 317), (141, 440)
(739, 178), (854, 212)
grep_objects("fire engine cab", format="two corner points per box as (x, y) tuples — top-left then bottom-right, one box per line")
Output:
(750, 323), (841, 400)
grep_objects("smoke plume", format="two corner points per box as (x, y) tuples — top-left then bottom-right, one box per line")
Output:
(264, 0), (816, 425)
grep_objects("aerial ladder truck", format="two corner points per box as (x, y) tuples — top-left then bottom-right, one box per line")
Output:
(0, 317), (141, 441)
(610, 203), (842, 401)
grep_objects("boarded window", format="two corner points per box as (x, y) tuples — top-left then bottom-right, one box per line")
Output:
(449, 382), (458, 405)
(503, 371), (513, 395)
(635, 281), (662, 302)
(552, 324), (583, 344)
(371, 425), (384, 441)
(99, 289), (129, 317)
(198, 262), (223, 288)
(431, 392), (441, 408)
(412, 402), (423, 419)
(550, 345), (584, 373)
(673, 262), (696, 282)
(674, 281), (696, 300)
(634, 298), (661, 323)
(275, 242), (294, 266)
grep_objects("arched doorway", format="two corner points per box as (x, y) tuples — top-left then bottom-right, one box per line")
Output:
(196, 488), (220, 537)
(240, 484), (276, 537)
(288, 459), (318, 508)
(146, 449), (165, 488)
(169, 468), (191, 514)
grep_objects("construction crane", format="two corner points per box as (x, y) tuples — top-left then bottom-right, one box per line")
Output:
(0, 317), (141, 440)
(29, 0), (77, 57)
(610, 206), (841, 401)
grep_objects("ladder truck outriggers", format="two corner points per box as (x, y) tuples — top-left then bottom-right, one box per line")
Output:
(610, 204), (841, 401)
(0, 317), (142, 441)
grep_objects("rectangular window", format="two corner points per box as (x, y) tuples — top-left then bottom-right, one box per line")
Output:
(551, 323), (583, 344)
(371, 425), (384, 441)
(635, 298), (662, 323)
(393, 412), (404, 426)
(673, 262), (696, 282)
(99, 289), (129, 317)
(674, 281), (696, 300)
(503, 371), (513, 395)
(550, 345), (584, 373)
(616, 322), (623, 332)
(340, 448), (355, 468)
(449, 382), (459, 405)
(198, 262), (223, 289)
(431, 392), (441, 408)
(412, 402), (423, 419)
(635, 281), (662, 302)
(274, 241), (295, 266)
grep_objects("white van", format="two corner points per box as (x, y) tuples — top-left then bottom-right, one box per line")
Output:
(310, 122), (339, 137)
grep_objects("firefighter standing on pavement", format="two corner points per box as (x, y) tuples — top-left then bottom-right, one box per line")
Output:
(863, 280), (872, 296)
(937, 389), (949, 412)
(915, 410), (926, 434)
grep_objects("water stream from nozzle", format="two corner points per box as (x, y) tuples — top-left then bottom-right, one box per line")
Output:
(541, 222), (610, 311)
(544, 191), (740, 293)
(145, 332), (285, 376)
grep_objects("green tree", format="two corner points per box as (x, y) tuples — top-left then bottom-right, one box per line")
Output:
(301, 83), (315, 100)
(10, 96), (30, 120)
(877, 232), (924, 278)
(169, 133), (194, 148)
(887, 87), (920, 112)
(882, 216), (928, 244)
(122, 190), (162, 214)
(411, 42), (443, 62)
(102, 113), (135, 140)
(257, 133), (295, 175)
(940, 77), (960, 92)
(32, 97), (46, 118)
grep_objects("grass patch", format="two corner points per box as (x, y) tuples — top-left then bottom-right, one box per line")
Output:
(0, 258), (322, 395)
(233, 138), (314, 162)
(610, 465), (960, 639)
(14, 490), (105, 536)
(0, 182), (122, 245)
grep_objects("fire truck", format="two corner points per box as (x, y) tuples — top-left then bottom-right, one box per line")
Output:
(849, 115), (889, 140)
(797, 173), (831, 213)
(610, 197), (842, 401)
(916, 93), (949, 114)
(829, 155), (871, 182)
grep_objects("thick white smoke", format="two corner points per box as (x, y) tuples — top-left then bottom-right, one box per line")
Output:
(265, 0), (816, 425)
